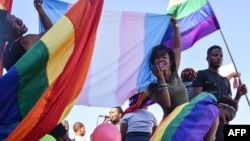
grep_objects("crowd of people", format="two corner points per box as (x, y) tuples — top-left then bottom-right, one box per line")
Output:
(0, 0), (248, 141)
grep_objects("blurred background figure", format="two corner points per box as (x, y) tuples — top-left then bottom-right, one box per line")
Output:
(72, 122), (86, 141)
(62, 120), (70, 136)
(181, 68), (196, 101)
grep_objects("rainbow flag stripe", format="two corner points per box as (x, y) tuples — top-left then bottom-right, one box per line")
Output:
(40, 1), (172, 107)
(150, 92), (218, 141)
(162, 0), (220, 51)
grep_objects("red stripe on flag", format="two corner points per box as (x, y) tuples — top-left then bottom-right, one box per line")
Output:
(0, 0), (13, 12)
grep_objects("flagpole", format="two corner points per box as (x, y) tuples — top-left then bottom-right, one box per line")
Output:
(219, 29), (250, 106)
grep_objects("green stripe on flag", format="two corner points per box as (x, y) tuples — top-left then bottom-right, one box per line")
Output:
(16, 40), (49, 118)
(167, 0), (207, 19)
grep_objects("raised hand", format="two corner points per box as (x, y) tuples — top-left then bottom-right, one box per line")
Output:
(34, 0), (43, 6)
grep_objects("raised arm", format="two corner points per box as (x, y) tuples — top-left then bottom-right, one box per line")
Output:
(21, 0), (53, 50)
(34, 0), (53, 31)
(171, 16), (181, 71)
(226, 71), (240, 80)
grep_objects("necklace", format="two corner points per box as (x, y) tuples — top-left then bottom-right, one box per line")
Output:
(8, 41), (16, 51)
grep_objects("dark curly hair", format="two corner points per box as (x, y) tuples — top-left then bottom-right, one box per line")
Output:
(150, 44), (176, 73)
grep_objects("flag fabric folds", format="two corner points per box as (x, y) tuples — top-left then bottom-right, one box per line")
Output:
(39, 0), (73, 32)
(1, 0), (104, 140)
(162, 0), (220, 51)
(41, 0), (172, 107)
(76, 10), (171, 107)
(150, 92), (219, 141)
(41, 0), (222, 107)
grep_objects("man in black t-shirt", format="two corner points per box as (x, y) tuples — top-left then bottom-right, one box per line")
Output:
(192, 45), (247, 141)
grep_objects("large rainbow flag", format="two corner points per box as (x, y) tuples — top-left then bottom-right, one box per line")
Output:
(150, 92), (219, 141)
(76, 10), (172, 107)
(41, 1), (172, 107)
(0, 0), (104, 140)
(163, 0), (220, 50)
(40, 0), (221, 107)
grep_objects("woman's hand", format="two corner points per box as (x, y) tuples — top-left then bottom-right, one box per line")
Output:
(167, 14), (178, 25)
(151, 64), (165, 82)
(34, 0), (43, 5)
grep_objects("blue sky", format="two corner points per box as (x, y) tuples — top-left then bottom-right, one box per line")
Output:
(12, 0), (250, 140)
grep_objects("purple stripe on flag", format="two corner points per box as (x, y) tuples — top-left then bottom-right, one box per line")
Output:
(185, 104), (218, 141)
(172, 96), (218, 140)
(162, 1), (220, 50)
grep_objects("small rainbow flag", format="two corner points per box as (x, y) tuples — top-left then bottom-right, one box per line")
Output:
(162, 0), (220, 51)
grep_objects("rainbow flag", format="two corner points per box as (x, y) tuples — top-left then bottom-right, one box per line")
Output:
(76, 10), (172, 106)
(150, 92), (219, 141)
(41, 0), (221, 107)
(41, 0), (172, 107)
(162, 0), (220, 51)
(1, 0), (104, 140)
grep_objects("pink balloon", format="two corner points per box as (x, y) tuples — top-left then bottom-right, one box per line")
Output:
(92, 123), (121, 141)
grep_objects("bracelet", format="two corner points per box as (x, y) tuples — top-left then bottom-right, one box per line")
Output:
(157, 84), (168, 90)
(158, 86), (168, 90)
(158, 84), (167, 87)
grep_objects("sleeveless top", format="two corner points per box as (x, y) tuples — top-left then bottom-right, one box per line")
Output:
(3, 40), (26, 71)
(148, 72), (188, 117)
